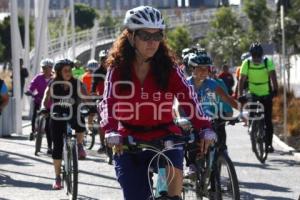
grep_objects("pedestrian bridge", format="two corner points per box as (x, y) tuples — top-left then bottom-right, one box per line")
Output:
(1, 7), (247, 135)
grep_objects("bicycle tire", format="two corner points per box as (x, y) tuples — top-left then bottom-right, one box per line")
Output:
(68, 141), (78, 200)
(84, 129), (95, 150)
(216, 153), (240, 200)
(250, 120), (268, 163)
(34, 116), (45, 155)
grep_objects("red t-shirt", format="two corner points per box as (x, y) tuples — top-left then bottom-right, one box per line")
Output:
(99, 65), (211, 141)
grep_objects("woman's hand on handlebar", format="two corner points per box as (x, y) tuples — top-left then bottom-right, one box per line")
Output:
(105, 132), (123, 156)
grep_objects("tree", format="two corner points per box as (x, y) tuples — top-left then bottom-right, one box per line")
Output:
(74, 3), (99, 30)
(99, 8), (120, 30)
(204, 7), (245, 66)
(273, 0), (300, 54)
(0, 16), (33, 63)
(243, 0), (271, 42)
(272, 0), (300, 90)
(167, 26), (192, 56)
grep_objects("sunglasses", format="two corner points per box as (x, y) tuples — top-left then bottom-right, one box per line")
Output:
(135, 30), (164, 42)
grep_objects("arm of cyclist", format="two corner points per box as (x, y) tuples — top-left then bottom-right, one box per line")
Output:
(41, 86), (50, 110)
(26, 75), (39, 96)
(238, 75), (247, 97)
(171, 67), (216, 155)
(215, 86), (239, 110)
(99, 68), (119, 133)
(269, 70), (278, 96)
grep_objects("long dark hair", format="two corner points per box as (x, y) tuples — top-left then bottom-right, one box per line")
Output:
(104, 29), (178, 91)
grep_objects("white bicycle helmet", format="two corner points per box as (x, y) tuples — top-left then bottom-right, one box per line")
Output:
(40, 58), (54, 68)
(124, 6), (166, 30)
(87, 59), (99, 71)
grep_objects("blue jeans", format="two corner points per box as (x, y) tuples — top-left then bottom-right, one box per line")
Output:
(114, 148), (184, 200)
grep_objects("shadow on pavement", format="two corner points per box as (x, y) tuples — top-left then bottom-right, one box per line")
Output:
(0, 150), (52, 165)
(268, 159), (300, 167)
(0, 152), (32, 166)
(240, 191), (294, 200)
(239, 181), (292, 193)
(233, 161), (278, 170)
(0, 173), (51, 190)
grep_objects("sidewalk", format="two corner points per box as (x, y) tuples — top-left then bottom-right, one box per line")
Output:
(0, 122), (299, 199)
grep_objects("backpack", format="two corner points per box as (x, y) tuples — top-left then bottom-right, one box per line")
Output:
(247, 58), (272, 92)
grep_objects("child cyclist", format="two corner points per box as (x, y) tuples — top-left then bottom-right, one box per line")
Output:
(186, 52), (239, 149)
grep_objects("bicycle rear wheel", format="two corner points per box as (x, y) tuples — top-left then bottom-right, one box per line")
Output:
(250, 120), (268, 163)
(216, 153), (240, 200)
(65, 141), (78, 200)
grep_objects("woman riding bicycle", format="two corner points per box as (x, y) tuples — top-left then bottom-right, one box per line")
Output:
(99, 6), (216, 200)
(41, 59), (87, 190)
(25, 58), (54, 154)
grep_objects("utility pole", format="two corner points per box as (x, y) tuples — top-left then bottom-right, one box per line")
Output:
(280, 2), (288, 142)
(91, 19), (98, 60)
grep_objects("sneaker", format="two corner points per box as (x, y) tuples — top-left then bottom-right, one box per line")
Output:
(29, 132), (34, 141)
(268, 145), (274, 153)
(52, 176), (62, 190)
(78, 144), (87, 160)
(47, 148), (53, 155)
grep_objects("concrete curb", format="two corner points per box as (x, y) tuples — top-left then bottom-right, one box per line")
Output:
(273, 134), (300, 161)
(22, 122), (31, 128)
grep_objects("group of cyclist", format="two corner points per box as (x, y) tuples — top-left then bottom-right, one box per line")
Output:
(23, 5), (278, 199)
(26, 50), (108, 189)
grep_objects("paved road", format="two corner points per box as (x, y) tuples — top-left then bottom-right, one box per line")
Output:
(0, 123), (299, 200)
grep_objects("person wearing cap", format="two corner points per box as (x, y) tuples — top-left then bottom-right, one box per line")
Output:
(72, 59), (85, 79)
(238, 42), (278, 153)
(41, 59), (87, 190)
(25, 59), (54, 153)
(99, 6), (215, 200)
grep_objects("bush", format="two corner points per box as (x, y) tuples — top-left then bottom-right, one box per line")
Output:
(272, 86), (300, 136)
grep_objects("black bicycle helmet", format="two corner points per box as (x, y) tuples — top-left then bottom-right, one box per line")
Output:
(249, 42), (263, 57)
(188, 53), (212, 67)
(54, 59), (74, 72)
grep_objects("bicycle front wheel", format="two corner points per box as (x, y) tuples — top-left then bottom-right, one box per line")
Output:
(34, 116), (45, 155)
(65, 141), (78, 200)
(250, 120), (268, 163)
(216, 153), (240, 200)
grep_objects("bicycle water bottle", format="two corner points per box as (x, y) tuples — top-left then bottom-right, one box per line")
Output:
(155, 167), (168, 197)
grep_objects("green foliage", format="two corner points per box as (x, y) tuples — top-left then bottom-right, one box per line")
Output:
(0, 16), (33, 63)
(75, 3), (99, 29)
(166, 26), (192, 56)
(98, 4), (121, 29)
(272, 0), (300, 54)
(243, 0), (271, 42)
(203, 7), (245, 66)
